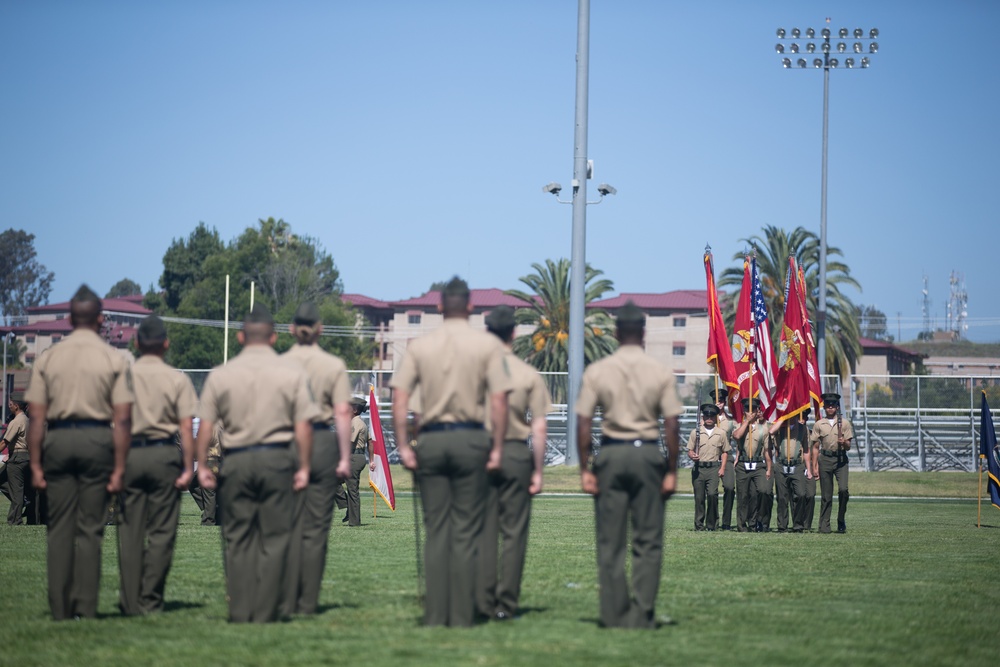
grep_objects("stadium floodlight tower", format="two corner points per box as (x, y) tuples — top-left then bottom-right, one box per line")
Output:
(542, 0), (616, 467)
(775, 21), (878, 386)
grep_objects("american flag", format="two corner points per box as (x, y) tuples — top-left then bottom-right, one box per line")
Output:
(751, 256), (777, 417)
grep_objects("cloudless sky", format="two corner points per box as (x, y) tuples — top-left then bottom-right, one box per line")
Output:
(2, 0), (997, 341)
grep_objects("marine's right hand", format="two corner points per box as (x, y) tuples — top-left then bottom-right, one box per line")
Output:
(31, 464), (46, 491)
(198, 466), (217, 491)
(399, 446), (418, 471)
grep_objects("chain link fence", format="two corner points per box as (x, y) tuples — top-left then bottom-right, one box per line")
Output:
(180, 369), (997, 472)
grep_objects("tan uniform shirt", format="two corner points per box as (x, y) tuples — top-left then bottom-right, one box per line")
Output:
(25, 328), (133, 420)
(391, 318), (513, 425)
(350, 415), (370, 453)
(198, 346), (320, 450)
(502, 353), (552, 442)
(686, 425), (728, 463)
(282, 344), (351, 424)
(737, 422), (771, 462)
(208, 424), (223, 460)
(774, 422), (809, 463)
(130, 355), (198, 440)
(575, 344), (684, 440)
(810, 417), (855, 452)
(2, 412), (28, 452)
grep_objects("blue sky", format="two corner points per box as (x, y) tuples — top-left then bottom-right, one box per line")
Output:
(2, 1), (997, 341)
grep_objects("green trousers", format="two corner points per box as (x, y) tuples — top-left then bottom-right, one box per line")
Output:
(758, 472), (775, 530)
(346, 452), (368, 526)
(818, 452), (849, 533)
(415, 429), (490, 627)
(593, 443), (667, 629)
(219, 446), (296, 623)
(189, 456), (220, 525)
(5, 451), (30, 525)
(803, 475), (817, 529)
(42, 427), (114, 620)
(118, 445), (182, 615)
(282, 429), (341, 616)
(690, 462), (722, 531)
(476, 440), (534, 618)
(721, 458), (735, 529)
(735, 463), (766, 532)
(774, 463), (807, 531)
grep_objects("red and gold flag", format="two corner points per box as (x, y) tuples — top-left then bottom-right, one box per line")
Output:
(704, 250), (740, 418)
(732, 257), (756, 419)
(797, 263), (822, 409)
(772, 257), (812, 424)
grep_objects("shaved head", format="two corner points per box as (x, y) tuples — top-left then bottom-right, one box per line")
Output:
(70, 284), (102, 328)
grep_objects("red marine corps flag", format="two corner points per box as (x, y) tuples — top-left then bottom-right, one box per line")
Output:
(704, 247), (741, 419)
(797, 263), (823, 409)
(367, 385), (395, 512)
(733, 257), (757, 418)
(772, 257), (812, 424)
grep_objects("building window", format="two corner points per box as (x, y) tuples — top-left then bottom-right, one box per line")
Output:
(55, 314), (65, 320)
(408, 313), (422, 325)
(673, 317), (686, 328)
(675, 371), (686, 384)
(672, 344), (686, 356)
(26, 335), (36, 343)
(51, 335), (62, 343)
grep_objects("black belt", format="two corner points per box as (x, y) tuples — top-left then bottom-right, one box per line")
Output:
(779, 459), (802, 466)
(420, 422), (484, 433)
(312, 422), (332, 431)
(696, 461), (720, 468)
(821, 450), (845, 458)
(225, 442), (290, 455)
(131, 437), (173, 448)
(48, 419), (109, 430)
(601, 437), (658, 447)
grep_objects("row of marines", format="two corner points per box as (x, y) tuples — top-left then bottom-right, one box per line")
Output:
(686, 392), (854, 534)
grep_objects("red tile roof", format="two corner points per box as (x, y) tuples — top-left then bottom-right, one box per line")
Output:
(859, 337), (922, 358)
(28, 297), (151, 316)
(590, 290), (714, 310)
(341, 293), (392, 309)
(391, 289), (534, 309)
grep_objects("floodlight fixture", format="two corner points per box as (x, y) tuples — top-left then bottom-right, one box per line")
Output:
(839, 28), (848, 38)
(797, 58), (807, 68)
(870, 28), (879, 39)
(861, 56), (870, 68)
(807, 42), (816, 53)
(821, 28), (830, 38)
(854, 42), (862, 53)
(781, 57), (791, 68)
(777, 27), (786, 38)
(854, 28), (863, 38)
(821, 42), (830, 53)
(776, 43), (785, 54)
(543, 182), (562, 196)
(596, 183), (617, 196)
(837, 42), (846, 53)
(829, 58), (839, 68)
(806, 28), (815, 38)
(870, 42), (878, 53)
(791, 27), (801, 38)
(813, 58), (823, 68)
(790, 43), (799, 53)
(845, 58), (855, 69)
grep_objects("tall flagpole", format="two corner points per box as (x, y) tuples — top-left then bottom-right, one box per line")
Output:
(979, 454), (984, 528)
(250, 281), (255, 311)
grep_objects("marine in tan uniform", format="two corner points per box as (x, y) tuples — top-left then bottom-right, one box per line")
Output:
(732, 399), (773, 533)
(3, 392), (30, 525)
(280, 302), (352, 616)
(25, 285), (134, 620)
(345, 396), (373, 526)
(810, 392), (854, 534)
(710, 389), (737, 530)
(686, 403), (729, 531)
(768, 408), (812, 532)
(194, 303), (320, 623)
(575, 302), (683, 629)
(118, 315), (198, 615)
(391, 277), (512, 628)
(475, 306), (551, 621)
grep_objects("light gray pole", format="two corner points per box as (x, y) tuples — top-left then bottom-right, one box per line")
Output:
(817, 52), (830, 389)
(566, 0), (590, 467)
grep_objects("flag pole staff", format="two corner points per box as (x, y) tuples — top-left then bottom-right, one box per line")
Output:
(978, 451), (984, 528)
(223, 274), (230, 365)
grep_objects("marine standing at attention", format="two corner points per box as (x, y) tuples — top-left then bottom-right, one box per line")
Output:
(118, 315), (197, 615)
(195, 303), (319, 623)
(686, 403), (729, 531)
(280, 302), (352, 616)
(575, 301), (683, 629)
(811, 393), (854, 534)
(391, 277), (512, 627)
(476, 305), (551, 622)
(25, 285), (134, 620)
(345, 396), (373, 526)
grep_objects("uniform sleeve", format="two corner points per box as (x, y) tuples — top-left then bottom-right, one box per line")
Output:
(686, 429), (697, 451)
(658, 372), (684, 419)
(809, 423), (820, 445)
(292, 371), (321, 424)
(198, 376), (220, 424)
(529, 372), (553, 419)
(111, 357), (134, 406)
(391, 350), (418, 393)
(351, 417), (362, 446)
(176, 375), (198, 420)
(24, 355), (48, 405)
(331, 364), (352, 406)
(842, 420), (855, 441)
(485, 346), (514, 396)
(574, 367), (598, 418)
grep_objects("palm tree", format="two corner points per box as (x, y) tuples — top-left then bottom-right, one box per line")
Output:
(505, 258), (618, 402)
(718, 225), (862, 378)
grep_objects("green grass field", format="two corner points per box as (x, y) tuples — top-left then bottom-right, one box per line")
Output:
(1, 470), (998, 667)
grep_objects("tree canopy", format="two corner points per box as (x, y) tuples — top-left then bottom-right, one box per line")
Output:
(0, 229), (54, 324)
(106, 278), (142, 298)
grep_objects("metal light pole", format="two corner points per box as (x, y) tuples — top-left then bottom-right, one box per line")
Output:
(776, 22), (878, 386)
(542, 0), (617, 466)
(2, 332), (12, 424)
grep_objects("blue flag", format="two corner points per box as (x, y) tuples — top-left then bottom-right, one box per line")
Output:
(980, 391), (1000, 511)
